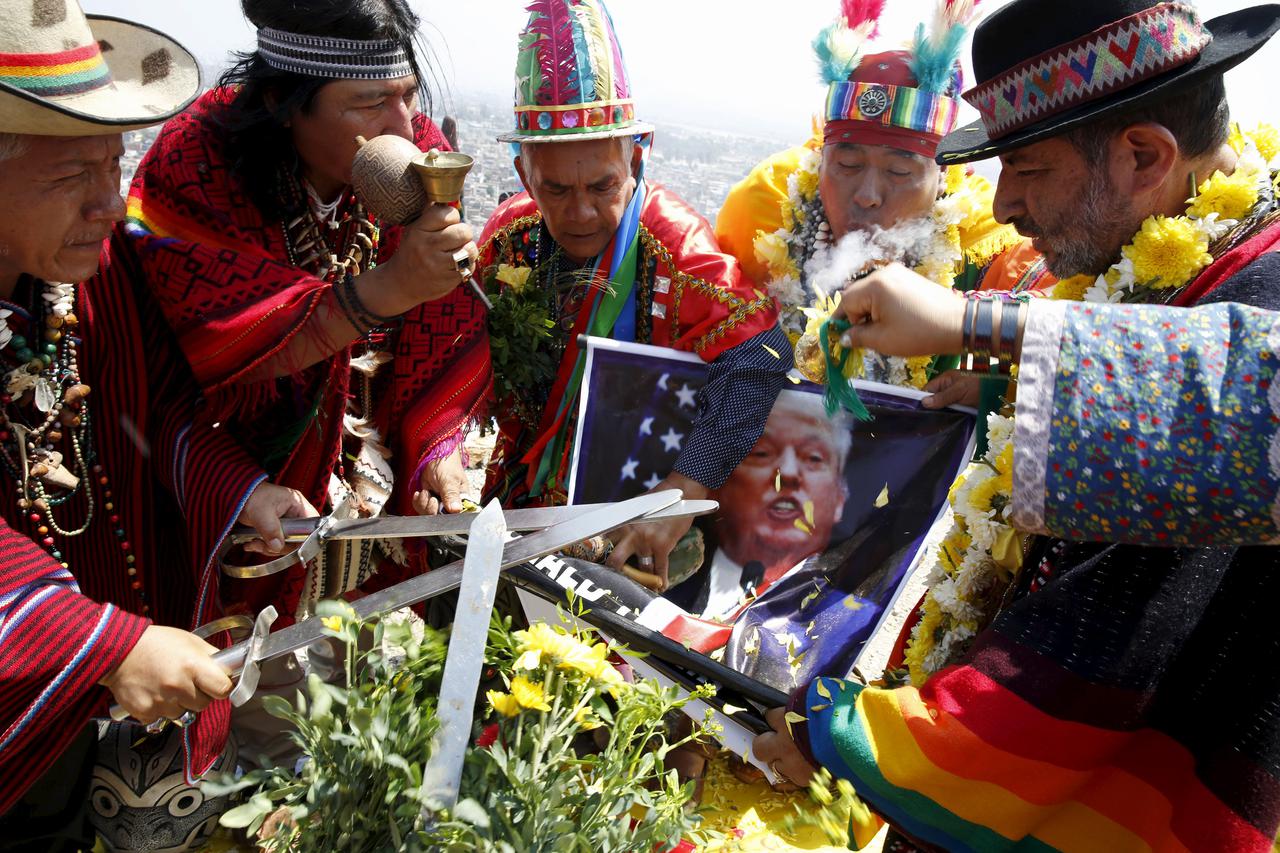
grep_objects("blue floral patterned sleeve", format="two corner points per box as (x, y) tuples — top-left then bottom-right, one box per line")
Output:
(1011, 299), (1280, 545)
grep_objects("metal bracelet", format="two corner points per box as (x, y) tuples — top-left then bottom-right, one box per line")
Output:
(962, 296), (977, 361)
(997, 299), (1022, 374)
(971, 297), (994, 364)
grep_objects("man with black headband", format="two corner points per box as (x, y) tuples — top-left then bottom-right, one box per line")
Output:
(118, 0), (488, 628)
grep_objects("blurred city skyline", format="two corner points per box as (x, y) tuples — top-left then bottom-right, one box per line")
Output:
(87, 0), (1280, 143)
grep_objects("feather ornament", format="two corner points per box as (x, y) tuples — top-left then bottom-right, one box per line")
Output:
(910, 0), (981, 94)
(841, 0), (886, 35)
(567, 6), (597, 104)
(599, 2), (630, 99)
(574, 0), (614, 103)
(813, 18), (876, 85)
(526, 1), (582, 106)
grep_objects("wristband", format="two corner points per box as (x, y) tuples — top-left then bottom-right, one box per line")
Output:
(997, 300), (1022, 374)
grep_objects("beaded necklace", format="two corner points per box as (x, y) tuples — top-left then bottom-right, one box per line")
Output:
(0, 280), (145, 613)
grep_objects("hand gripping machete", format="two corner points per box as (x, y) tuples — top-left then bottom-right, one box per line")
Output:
(111, 490), (715, 722)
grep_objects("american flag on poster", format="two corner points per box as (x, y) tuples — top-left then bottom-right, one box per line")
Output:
(568, 337), (976, 692)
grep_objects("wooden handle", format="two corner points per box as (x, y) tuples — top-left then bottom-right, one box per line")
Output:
(621, 564), (665, 591)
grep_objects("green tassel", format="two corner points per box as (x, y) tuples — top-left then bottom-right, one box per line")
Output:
(819, 316), (872, 422)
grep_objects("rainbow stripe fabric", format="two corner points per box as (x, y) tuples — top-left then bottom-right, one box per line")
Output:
(796, 595), (1280, 852)
(965, 2), (1209, 139)
(0, 42), (112, 97)
(824, 81), (961, 141)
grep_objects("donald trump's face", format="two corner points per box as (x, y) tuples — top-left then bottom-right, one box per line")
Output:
(714, 392), (849, 570)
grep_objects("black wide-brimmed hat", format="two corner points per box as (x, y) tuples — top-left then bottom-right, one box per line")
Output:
(936, 0), (1280, 164)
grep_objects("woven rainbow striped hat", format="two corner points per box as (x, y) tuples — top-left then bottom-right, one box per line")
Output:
(0, 0), (200, 135)
(815, 0), (980, 156)
(498, 0), (653, 144)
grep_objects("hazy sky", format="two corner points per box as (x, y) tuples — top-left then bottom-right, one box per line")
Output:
(86, 1), (1279, 142)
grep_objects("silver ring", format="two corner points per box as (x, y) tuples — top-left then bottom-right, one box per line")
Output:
(637, 555), (654, 569)
(452, 248), (473, 278)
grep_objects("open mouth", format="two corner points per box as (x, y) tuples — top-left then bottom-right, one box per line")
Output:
(765, 495), (804, 523)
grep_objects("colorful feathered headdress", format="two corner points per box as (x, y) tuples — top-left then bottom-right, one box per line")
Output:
(498, 0), (653, 144)
(817, 0), (981, 156)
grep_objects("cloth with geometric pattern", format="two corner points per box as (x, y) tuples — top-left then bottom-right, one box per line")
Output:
(118, 88), (490, 620)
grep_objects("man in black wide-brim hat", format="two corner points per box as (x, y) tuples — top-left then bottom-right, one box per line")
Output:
(751, 2), (1280, 851)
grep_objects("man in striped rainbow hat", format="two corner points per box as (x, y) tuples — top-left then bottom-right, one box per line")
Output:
(0, 1), (315, 848)
(717, 0), (1054, 407)
(477, 0), (790, 588)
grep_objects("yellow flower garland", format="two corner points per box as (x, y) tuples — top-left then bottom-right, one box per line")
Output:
(909, 124), (1280, 685)
(1052, 124), (1275, 303)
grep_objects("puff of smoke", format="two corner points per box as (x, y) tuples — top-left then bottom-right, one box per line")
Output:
(805, 216), (939, 298)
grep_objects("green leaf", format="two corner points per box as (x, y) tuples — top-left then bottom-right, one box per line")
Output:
(218, 794), (273, 829)
(452, 798), (492, 829)
(261, 694), (295, 721)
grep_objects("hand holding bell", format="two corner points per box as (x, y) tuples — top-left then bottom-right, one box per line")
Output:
(350, 136), (490, 308)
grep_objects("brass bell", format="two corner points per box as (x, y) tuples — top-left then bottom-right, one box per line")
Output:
(410, 148), (475, 206)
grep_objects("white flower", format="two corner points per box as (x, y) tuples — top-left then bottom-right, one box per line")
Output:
(767, 274), (805, 311)
(1084, 281), (1124, 304)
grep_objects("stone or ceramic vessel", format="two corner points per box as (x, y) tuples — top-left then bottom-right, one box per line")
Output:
(351, 135), (474, 225)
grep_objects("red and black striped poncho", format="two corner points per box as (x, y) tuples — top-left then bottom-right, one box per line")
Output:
(0, 246), (267, 813)
(119, 89), (491, 618)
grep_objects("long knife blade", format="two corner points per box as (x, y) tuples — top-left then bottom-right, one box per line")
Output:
(226, 500), (718, 544)
(419, 500), (507, 812)
(208, 490), (684, 679)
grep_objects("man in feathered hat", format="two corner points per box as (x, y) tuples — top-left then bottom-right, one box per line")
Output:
(477, 0), (790, 586)
(717, 0), (1055, 408)
(0, 0), (314, 846)
(753, 2), (1280, 851)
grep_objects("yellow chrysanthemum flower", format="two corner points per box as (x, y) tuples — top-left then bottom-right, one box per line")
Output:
(753, 231), (799, 279)
(509, 675), (551, 712)
(939, 527), (973, 573)
(965, 475), (1009, 516)
(513, 623), (622, 686)
(905, 598), (946, 686)
(573, 705), (600, 731)
(1248, 123), (1279, 162)
(992, 442), (1014, 476)
(906, 356), (932, 390)
(1188, 168), (1258, 221)
(947, 472), (968, 507)
(1052, 275), (1093, 301)
(796, 168), (820, 200)
(495, 263), (532, 293)
(488, 690), (521, 718)
(320, 615), (344, 634)
(1123, 215), (1212, 290)
(944, 164), (969, 196)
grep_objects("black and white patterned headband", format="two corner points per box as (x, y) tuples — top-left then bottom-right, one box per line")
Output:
(256, 27), (414, 80)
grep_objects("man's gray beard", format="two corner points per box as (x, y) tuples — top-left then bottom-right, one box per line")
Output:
(1038, 173), (1138, 278)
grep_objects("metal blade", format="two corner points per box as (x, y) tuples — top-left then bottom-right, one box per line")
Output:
(420, 500), (507, 812)
(226, 499), (718, 544)
(209, 490), (684, 678)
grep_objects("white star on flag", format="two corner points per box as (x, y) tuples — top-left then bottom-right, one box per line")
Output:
(620, 458), (639, 480)
(639, 416), (654, 436)
(643, 473), (663, 489)
(660, 428), (684, 453)
(675, 383), (697, 409)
